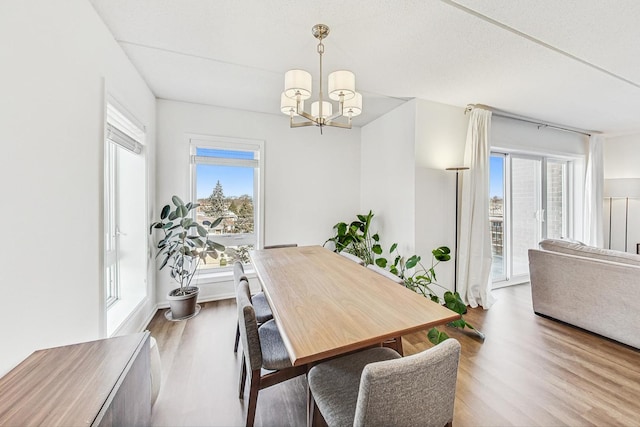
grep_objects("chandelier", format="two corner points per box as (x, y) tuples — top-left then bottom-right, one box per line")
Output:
(280, 24), (362, 133)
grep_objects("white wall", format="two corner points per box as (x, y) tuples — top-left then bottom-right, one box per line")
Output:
(604, 133), (640, 179)
(360, 100), (417, 255)
(0, 0), (156, 375)
(603, 133), (640, 253)
(155, 100), (361, 302)
(492, 116), (589, 157)
(360, 99), (469, 295)
(414, 100), (469, 293)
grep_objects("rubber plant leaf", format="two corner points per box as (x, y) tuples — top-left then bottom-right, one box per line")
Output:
(172, 195), (184, 207)
(160, 204), (171, 220)
(196, 224), (208, 237)
(209, 217), (223, 228)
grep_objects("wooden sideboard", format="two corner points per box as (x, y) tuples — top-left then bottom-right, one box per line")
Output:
(0, 332), (151, 426)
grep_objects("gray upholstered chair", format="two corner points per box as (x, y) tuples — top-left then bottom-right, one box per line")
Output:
(236, 279), (306, 427)
(308, 339), (461, 427)
(339, 251), (365, 266)
(366, 263), (405, 354)
(233, 261), (273, 353)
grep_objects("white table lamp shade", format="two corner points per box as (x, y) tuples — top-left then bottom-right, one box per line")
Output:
(284, 69), (312, 99)
(604, 178), (640, 198)
(328, 70), (355, 101)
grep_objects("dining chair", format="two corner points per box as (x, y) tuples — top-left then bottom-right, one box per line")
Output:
(233, 261), (273, 353)
(308, 339), (461, 427)
(366, 263), (405, 354)
(338, 251), (365, 266)
(236, 279), (307, 427)
(264, 243), (298, 249)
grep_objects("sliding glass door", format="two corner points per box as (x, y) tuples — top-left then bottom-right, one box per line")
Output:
(490, 152), (570, 287)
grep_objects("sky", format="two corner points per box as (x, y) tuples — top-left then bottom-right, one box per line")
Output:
(490, 155), (504, 198)
(195, 148), (254, 199)
(196, 165), (253, 199)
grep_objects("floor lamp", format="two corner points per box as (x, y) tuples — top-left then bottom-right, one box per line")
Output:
(446, 166), (469, 293)
(604, 178), (640, 252)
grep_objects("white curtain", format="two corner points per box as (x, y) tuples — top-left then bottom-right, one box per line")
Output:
(457, 108), (495, 309)
(582, 135), (604, 247)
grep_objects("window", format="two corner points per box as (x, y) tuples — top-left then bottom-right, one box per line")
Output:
(190, 136), (263, 270)
(104, 99), (147, 335)
(105, 141), (119, 307)
(490, 151), (572, 287)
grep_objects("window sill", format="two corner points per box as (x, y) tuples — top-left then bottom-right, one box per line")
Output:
(193, 265), (256, 285)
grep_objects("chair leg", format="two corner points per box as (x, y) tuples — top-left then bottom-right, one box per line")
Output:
(307, 381), (314, 427)
(246, 370), (261, 427)
(395, 336), (403, 356)
(234, 322), (240, 353)
(382, 337), (403, 356)
(239, 354), (247, 399)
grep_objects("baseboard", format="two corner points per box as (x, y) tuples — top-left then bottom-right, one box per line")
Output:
(156, 276), (261, 308)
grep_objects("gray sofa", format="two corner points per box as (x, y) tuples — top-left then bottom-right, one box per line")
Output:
(528, 239), (640, 349)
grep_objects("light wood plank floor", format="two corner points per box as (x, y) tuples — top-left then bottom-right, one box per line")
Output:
(148, 284), (640, 426)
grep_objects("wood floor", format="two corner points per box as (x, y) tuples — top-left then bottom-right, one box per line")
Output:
(148, 284), (640, 426)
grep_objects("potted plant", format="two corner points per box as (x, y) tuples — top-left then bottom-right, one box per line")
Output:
(150, 195), (225, 320)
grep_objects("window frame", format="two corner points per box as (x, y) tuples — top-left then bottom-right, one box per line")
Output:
(103, 95), (148, 335)
(188, 134), (265, 276)
(490, 149), (575, 288)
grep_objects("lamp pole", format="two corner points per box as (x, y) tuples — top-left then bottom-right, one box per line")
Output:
(446, 167), (469, 294)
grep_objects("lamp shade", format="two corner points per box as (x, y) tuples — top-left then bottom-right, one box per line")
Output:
(344, 92), (362, 117)
(604, 178), (640, 198)
(284, 69), (312, 99)
(280, 92), (303, 115)
(328, 70), (355, 101)
(311, 101), (332, 119)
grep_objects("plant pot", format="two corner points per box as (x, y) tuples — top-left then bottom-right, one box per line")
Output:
(166, 286), (200, 320)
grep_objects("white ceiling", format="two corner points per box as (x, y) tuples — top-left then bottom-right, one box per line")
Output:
(89, 0), (640, 135)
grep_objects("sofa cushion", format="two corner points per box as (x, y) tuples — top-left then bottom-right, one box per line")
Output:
(539, 239), (640, 267)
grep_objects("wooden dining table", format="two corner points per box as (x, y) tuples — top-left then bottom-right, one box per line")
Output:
(250, 245), (460, 366)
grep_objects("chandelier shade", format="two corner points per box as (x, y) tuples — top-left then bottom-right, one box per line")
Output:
(344, 92), (362, 117)
(280, 92), (303, 115)
(280, 24), (362, 133)
(328, 70), (356, 101)
(284, 69), (312, 99)
(311, 101), (333, 119)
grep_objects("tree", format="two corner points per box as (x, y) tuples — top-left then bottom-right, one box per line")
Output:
(204, 180), (226, 218)
(228, 199), (239, 215)
(236, 194), (254, 233)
